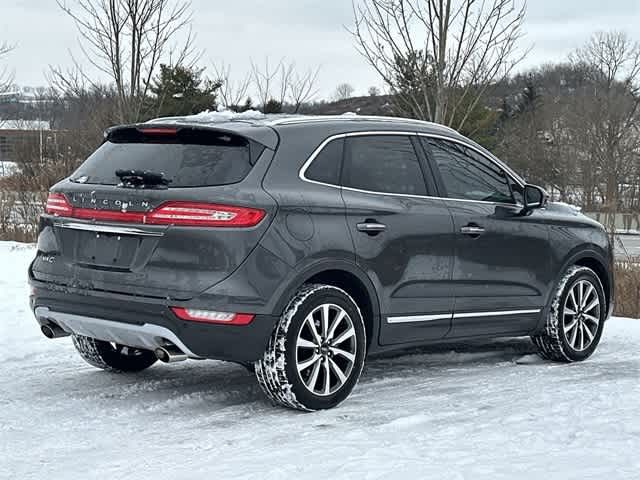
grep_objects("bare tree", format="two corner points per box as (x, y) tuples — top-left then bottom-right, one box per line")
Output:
(570, 32), (640, 218)
(212, 60), (251, 109)
(351, 0), (527, 130)
(0, 41), (15, 95)
(286, 64), (320, 113)
(251, 58), (283, 109)
(250, 58), (320, 112)
(53, 0), (197, 123)
(333, 82), (355, 101)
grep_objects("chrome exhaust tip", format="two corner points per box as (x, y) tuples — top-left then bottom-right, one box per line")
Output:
(41, 323), (70, 339)
(155, 345), (188, 363)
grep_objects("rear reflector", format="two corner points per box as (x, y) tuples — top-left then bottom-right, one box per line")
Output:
(171, 307), (255, 325)
(44, 193), (265, 228)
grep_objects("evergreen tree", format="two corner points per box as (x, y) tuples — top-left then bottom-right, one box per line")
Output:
(150, 64), (222, 117)
(263, 98), (283, 114)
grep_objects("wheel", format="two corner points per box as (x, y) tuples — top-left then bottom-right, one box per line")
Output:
(72, 335), (158, 372)
(254, 284), (367, 411)
(532, 265), (606, 362)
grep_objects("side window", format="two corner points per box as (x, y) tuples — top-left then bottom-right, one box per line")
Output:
(304, 138), (343, 185)
(343, 135), (427, 195)
(424, 138), (515, 204)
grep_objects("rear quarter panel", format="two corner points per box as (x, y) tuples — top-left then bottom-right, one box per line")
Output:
(259, 125), (356, 271)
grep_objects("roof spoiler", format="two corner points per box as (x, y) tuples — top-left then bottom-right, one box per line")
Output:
(105, 122), (278, 150)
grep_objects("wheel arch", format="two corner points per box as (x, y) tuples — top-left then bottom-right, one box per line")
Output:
(554, 247), (612, 316)
(273, 260), (381, 351)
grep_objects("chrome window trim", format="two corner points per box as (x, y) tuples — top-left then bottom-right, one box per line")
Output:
(387, 309), (541, 324)
(298, 130), (525, 207)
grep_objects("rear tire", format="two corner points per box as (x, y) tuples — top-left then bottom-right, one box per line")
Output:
(532, 266), (606, 362)
(72, 335), (158, 372)
(255, 284), (366, 411)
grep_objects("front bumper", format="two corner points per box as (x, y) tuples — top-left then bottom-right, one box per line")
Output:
(30, 282), (279, 363)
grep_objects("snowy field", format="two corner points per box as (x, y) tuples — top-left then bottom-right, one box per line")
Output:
(1, 241), (639, 479)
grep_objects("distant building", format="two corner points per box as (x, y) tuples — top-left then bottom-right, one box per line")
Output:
(0, 120), (51, 175)
(0, 87), (48, 105)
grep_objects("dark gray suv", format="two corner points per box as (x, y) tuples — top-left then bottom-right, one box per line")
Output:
(29, 115), (614, 411)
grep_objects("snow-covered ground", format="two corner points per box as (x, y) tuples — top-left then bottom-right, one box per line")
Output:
(1, 241), (639, 479)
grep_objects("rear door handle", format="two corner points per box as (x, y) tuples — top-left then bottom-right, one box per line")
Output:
(357, 221), (387, 235)
(460, 225), (485, 236)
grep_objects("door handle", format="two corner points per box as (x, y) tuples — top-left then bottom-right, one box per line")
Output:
(357, 221), (387, 235)
(460, 225), (485, 236)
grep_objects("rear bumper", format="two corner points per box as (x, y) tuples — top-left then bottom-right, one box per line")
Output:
(30, 282), (279, 363)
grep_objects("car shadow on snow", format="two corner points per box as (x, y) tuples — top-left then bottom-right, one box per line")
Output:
(29, 336), (539, 424)
(358, 336), (538, 383)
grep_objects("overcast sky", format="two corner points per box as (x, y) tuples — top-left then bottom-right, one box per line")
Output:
(2, 0), (640, 98)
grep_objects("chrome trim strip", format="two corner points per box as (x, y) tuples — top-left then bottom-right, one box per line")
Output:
(35, 307), (201, 358)
(340, 185), (522, 207)
(453, 309), (541, 319)
(387, 313), (452, 324)
(298, 131), (525, 205)
(386, 309), (541, 324)
(55, 221), (164, 237)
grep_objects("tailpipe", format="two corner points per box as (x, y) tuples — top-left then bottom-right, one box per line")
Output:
(155, 344), (188, 363)
(41, 323), (70, 339)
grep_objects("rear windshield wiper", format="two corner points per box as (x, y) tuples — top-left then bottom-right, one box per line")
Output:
(115, 169), (170, 189)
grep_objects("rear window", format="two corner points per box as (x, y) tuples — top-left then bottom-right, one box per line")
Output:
(70, 128), (262, 187)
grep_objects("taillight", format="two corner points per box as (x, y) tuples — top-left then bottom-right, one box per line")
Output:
(45, 193), (73, 216)
(43, 194), (265, 228)
(171, 307), (255, 325)
(146, 202), (265, 227)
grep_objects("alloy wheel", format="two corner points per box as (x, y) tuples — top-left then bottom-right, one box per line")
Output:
(295, 303), (357, 396)
(562, 279), (601, 352)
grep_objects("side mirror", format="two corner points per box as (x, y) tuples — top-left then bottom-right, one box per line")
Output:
(523, 184), (548, 210)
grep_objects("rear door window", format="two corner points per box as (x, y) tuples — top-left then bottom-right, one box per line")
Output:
(342, 135), (428, 195)
(71, 128), (261, 187)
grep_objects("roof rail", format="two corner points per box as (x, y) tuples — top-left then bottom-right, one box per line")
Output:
(268, 114), (458, 133)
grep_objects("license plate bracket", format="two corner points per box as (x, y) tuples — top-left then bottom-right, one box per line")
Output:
(75, 231), (139, 268)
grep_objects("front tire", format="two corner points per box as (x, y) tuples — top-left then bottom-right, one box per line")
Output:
(72, 335), (158, 372)
(255, 284), (366, 411)
(532, 266), (606, 362)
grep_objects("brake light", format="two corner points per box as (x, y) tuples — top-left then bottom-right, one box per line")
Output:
(138, 127), (177, 136)
(43, 194), (265, 228)
(45, 193), (73, 216)
(146, 202), (265, 227)
(171, 307), (255, 325)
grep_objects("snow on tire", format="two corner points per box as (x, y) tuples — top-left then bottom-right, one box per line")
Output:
(254, 284), (367, 411)
(532, 265), (606, 362)
(72, 335), (158, 372)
